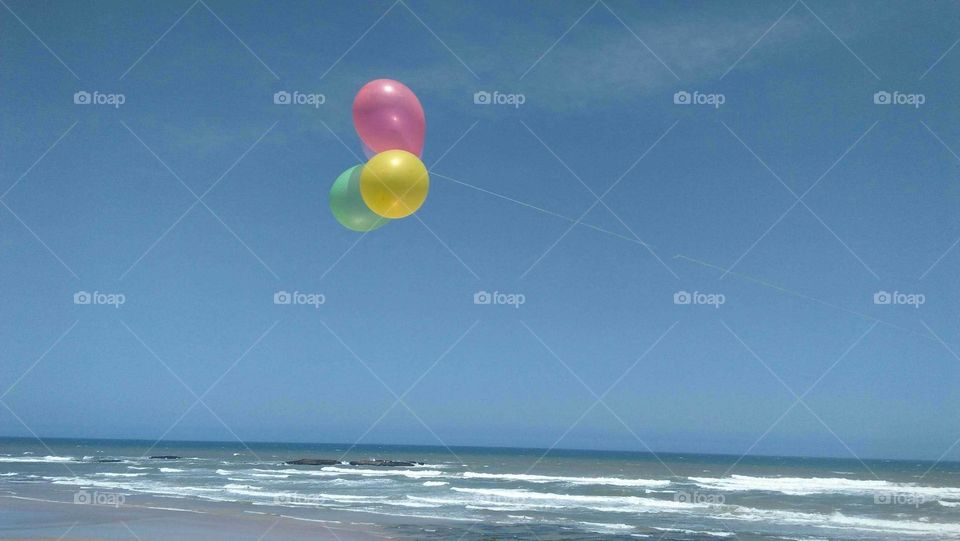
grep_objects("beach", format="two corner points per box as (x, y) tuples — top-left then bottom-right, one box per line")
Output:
(2, 438), (960, 540)
(0, 491), (388, 540)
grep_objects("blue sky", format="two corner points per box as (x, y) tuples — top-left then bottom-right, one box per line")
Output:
(1, 0), (959, 462)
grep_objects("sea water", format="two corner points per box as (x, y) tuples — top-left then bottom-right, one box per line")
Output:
(1, 437), (959, 540)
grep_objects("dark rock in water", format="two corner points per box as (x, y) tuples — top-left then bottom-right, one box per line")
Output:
(149, 455), (181, 460)
(349, 459), (422, 467)
(285, 458), (339, 466)
(95, 458), (122, 463)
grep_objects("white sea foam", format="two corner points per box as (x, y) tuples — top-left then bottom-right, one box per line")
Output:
(319, 466), (445, 479)
(462, 471), (670, 488)
(653, 527), (734, 538)
(409, 493), (564, 510)
(325, 478), (391, 487)
(246, 489), (392, 507)
(31, 468), (960, 538)
(445, 486), (960, 537)
(278, 514), (342, 524)
(256, 467), (669, 488)
(144, 506), (207, 514)
(465, 504), (537, 512)
(578, 521), (635, 533)
(223, 469), (296, 480)
(335, 507), (482, 523)
(0, 455), (76, 463)
(689, 474), (960, 499)
(43, 475), (230, 501)
(224, 486), (304, 501)
(728, 506), (960, 536)
(159, 468), (184, 473)
(383, 499), (442, 508)
(259, 468), (356, 478)
(448, 488), (708, 513)
(315, 493), (387, 501)
(4, 495), (70, 504)
(250, 468), (398, 485)
(251, 473), (290, 479)
(223, 483), (261, 491)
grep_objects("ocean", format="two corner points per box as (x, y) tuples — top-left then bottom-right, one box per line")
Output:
(1, 437), (959, 540)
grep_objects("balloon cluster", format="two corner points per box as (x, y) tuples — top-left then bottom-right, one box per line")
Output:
(329, 79), (429, 232)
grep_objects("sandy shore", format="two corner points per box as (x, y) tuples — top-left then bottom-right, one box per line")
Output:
(0, 492), (396, 541)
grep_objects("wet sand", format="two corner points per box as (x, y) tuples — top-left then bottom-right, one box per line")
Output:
(0, 492), (395, 541)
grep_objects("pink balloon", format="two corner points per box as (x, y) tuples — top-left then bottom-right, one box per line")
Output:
(352, 79), (425, 157)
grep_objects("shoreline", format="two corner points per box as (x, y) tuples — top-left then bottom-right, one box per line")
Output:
(0, 489), (400, 541)
(3, 441), (960, 541)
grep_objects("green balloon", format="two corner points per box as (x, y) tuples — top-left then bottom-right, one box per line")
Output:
(329, 164), (389, 232)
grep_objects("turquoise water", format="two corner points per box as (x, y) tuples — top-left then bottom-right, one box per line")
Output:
(2, 437), (960, 540)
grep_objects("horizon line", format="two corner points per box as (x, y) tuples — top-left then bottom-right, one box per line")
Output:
(0, 434), (953, 467)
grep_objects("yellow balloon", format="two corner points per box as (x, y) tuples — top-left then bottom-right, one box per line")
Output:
(359, 150), (429, 219)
